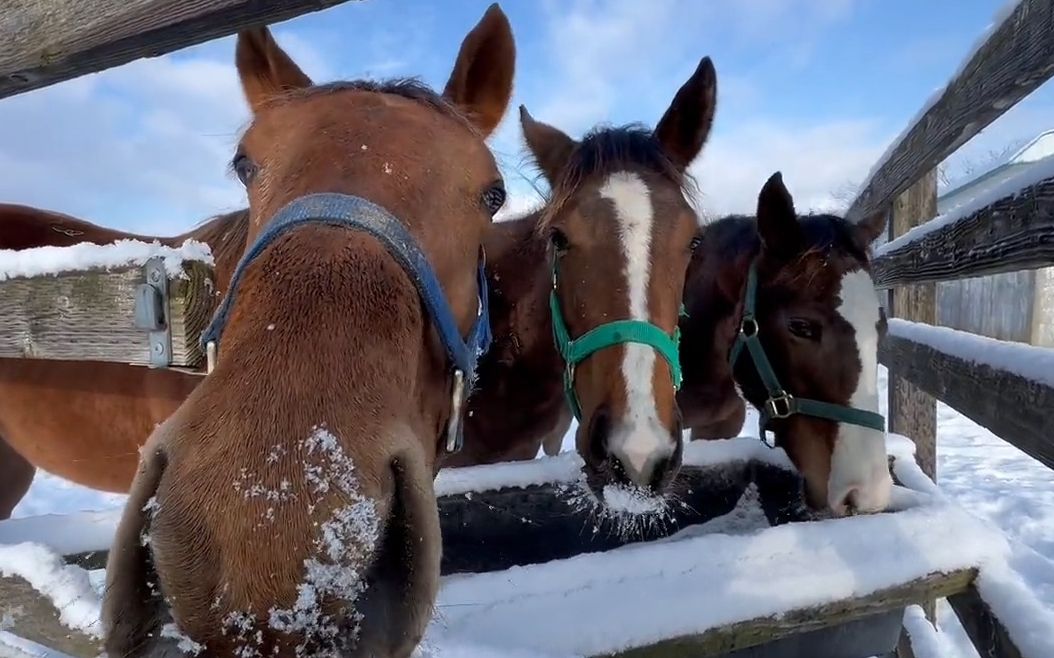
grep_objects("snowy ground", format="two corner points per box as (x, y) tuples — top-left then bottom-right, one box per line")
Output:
(5, 366), (1054, 657)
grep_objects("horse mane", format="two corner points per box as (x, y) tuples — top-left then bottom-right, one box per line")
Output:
(261, 78), (479, 136)
(187, 208), (251, 271)
(538, 124), (697, 231)
(701, 212), (870, 289)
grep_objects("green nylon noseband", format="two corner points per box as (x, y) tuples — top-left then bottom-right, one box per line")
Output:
(729, 261), (886, 444)
(549, 257), (684, 421)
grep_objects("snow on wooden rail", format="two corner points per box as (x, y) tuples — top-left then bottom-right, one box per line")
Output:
(879, 319), (1054, 469)
(871, 164), (1054, 288)
(0, 240), (216, 368)
(845, 0), (1054, 224)
(0, 0), (365, 100)
(2, 439), (1052, 658)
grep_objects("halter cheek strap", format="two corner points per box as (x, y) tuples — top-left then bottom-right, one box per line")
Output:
(549, 254), (683, 421)
(729, 261), (885, 445)
(200, 193), (492, 454)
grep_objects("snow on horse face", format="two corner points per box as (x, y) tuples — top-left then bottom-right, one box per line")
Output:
(101, 7), (515, 658)
(459, 58), (715, 498)
(679, 173), (892, 515)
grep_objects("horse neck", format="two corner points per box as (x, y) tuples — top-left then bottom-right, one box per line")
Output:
(682, 218), (759, 386)
(485, 212), (559, 368)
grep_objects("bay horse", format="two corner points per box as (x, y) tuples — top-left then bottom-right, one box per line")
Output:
(678, 172), (892, 515)
(0, 204), (249, 519)
(101, 7), (515, 658)
(450, 57), (717, 500)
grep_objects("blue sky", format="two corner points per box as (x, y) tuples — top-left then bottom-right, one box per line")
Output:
(0, 0), (1049, 234)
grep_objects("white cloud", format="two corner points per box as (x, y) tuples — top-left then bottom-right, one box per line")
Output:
(0, 46), (253, 235)
(691, 118), (890, 217)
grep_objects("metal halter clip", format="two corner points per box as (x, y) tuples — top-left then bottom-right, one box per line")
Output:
(445, 368), (466, 453)
(765, 391), (795, 419)
(739, 316), (759, 338)
(205, 340), (217, 375)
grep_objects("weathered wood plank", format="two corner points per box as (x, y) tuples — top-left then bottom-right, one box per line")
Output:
(0, 0), (364, 99)
(887, 173), (939, 482)
(846, 0), (1054, 224)
(873, 175), (1054, 288)
(0, 261), (215, 368)
(947, 585), (1024, 658)
(611, 569), (976, 658)
(879, 331), (1054, 470)
(0, 576), (101, 657)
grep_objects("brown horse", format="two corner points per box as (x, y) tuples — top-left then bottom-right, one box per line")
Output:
(678, 173), (891, 515)
(451, 58), (716, 500)
(101, 8), (515, 658)
(0, 204), (249, 519)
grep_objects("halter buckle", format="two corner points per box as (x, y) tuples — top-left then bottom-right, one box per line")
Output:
(444, 368), (466, 453)
(739, 316), (759, 338)
(765, 391), (795, 419)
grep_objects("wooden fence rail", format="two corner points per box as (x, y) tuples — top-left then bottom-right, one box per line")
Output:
(879, 321), (1054, 470)
(0, 0), (364, 100)
(872, 173), (1054, 288)
(845, 0), (1054, 224)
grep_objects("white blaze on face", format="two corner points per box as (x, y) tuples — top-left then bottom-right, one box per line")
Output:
(599, 172), (676, 485)
(828, 268), (893, 514)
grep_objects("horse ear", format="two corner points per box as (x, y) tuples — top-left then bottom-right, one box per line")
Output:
(235, 27), (313, 113)
(852, 209), (888, 251)
(520, 105), (578, 184)
(653, 57), (717, 172)
(756, 172), (803, 255)
(443, 3), (516, 137)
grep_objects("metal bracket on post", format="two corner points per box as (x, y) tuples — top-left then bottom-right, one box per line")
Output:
(133, 257), (172, 368)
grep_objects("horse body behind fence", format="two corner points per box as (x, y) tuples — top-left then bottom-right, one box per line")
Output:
(0, 206), (249, 517)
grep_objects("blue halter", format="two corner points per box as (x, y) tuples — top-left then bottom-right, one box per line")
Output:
(200, 193), (492, 453)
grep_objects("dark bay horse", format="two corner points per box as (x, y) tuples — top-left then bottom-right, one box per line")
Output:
(0, 204), (249, 518)
(678, 173), (892, 515)
(96, 7), (516, 657)
(450, 58), (717, 500)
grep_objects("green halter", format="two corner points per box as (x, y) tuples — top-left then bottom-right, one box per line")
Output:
(729, 261), (886, 443)
(549, 256), (684, 421)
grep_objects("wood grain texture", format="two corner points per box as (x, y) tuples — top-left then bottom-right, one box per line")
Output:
(0, 0), (363, 99)
(0, 576), (102, 657)
(873, 175), (1054, 288)
(879, 330), (1054, 470)
(610, 569), (976, 658)
(845, 0), (1054, 223)
(947, 585), (1024, 658)
(0, 262), (215, 368)
(887, 173), (939, 481)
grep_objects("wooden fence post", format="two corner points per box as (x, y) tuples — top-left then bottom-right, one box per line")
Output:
(887, 170), (939, 480)
(886, 170), (939, 623)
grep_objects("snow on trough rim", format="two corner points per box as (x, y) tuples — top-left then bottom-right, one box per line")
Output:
(0, 238), (214, 282)
(0, 543), (101, 639)
(3, 437), (1053, 656)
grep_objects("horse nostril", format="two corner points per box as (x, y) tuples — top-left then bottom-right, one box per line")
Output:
(648, 456), (670, 492)
(587, 405), (611, 463)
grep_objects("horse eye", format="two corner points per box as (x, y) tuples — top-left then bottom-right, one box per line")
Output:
(787, 318), (821, 341)
(689, 235), (703, 252)
(232, 154), (258, 186)
(550, 228), (570, 253)
(483, 184), (506, 215)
